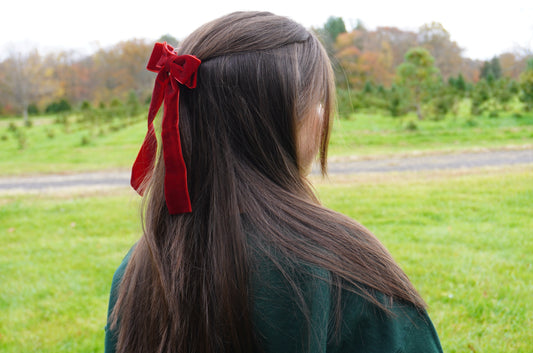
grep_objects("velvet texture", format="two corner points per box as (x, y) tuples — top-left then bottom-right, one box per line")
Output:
(131, 42), (201, 214)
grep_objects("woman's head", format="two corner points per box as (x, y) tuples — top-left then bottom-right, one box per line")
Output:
(173, 12), (334, 189)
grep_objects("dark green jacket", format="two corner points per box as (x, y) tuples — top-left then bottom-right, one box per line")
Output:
(105, 246), (442, 353)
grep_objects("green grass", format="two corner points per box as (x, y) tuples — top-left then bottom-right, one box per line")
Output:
(0, 190), (142, 352)
(1, 167), (532, 352)
(1, 112), (532, 176)
(329, 113), (533, 157)
(0, 115), (146, 176)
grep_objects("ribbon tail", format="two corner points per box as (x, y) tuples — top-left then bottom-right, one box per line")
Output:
(131, 73), (166, 195)
(131, 127), (157, 195)
(162, 83), (191, 214)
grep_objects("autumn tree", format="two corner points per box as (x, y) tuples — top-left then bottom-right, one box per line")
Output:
(396, 47), (441, 120)
(370, 27), (418, 69)
(499, 52), (525, 80)
(417, 22), (463, 80)
(0, 49), (56, 122)
(334, 28), (397, 88)
(46, 50), (95, 105)
(333, 31), (363, 88)
(90, 39), (154, 105)
(459, 57), (482, 83)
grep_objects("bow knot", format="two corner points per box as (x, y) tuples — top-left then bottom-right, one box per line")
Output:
(147, 42), (200, 89)
(131, 42), (201, 215)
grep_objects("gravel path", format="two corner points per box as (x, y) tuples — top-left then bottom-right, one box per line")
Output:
(1, 149), (532, 193)
(326, 149), (533, 174)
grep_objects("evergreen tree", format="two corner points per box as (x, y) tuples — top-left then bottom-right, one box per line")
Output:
(323, 16), (347, 43)
(480, 57), (502, 80)
(158, 34), (179, 46)
(396, 47), (441, 120)
(520, 59), (533, 111)
(386, 84), (409, 117)
(471, 79), (490, 115)
(126, 90), (140, 116)
(455, 74), (466, 92)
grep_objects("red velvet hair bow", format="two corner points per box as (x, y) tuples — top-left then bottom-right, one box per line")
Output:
(131, 42), (201, 214)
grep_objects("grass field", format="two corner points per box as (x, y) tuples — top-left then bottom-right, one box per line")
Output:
(329, 113), (533, 157)
(1, 166), (532, 352)
(0, 112), (532, 175)
(0, 115), (146, 176)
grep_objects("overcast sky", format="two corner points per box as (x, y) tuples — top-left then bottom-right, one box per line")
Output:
(2, 0), (533, 60)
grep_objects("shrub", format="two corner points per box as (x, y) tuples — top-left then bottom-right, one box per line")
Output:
(27, 103), (39, 115)
(405, 120), (418, 131)
(80, 135), (91, 146)
(80, 101), (92, 110)
(46, 129), (55, 139)
(45, 99), (72, 114)
(8, 122), (18, 133)
(489, 111), (499, 118)
(110, 98), (122, 108)
(16, 130), (27, 150)
(144, 94), (152, 105)
(386, 84), (409, 117)
(465, 118), (478, 127)
(336, 89), (357, 118)
(126, 91), (140, 116)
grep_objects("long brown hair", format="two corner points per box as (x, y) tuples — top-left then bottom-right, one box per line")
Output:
(111, 11), (425, 353)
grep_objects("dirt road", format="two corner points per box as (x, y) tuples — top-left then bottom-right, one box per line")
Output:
(1, 149), (531, 193)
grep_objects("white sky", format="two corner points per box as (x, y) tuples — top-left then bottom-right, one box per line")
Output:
(2, 0), (533, 60)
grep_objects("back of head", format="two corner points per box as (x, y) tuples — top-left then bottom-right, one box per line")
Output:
(177, 11), (334, 193)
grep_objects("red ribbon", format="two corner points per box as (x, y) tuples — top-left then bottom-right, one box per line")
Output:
(131, 42), (201, 214)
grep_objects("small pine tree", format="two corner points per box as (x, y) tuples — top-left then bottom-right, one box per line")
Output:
(471, 79), (490, 115)
(126, 91), (140, 117)
(323, 16), (347, 43)
(386, 84), (408, 117)
(27, 103), (39, 115)
(455, 74), (466, 92)
(80, 101), (92, 110)
(396, 47), (441, 120)
(520, 59), (533, 111)
(480, 57), (502, 81)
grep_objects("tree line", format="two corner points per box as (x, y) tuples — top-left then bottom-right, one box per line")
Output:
(0, 19), (532, 122)
(317, 17), (533, 120)
(0, 36), (169, 122)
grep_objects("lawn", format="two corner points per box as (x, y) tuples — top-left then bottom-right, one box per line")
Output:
(0, 112), (532, 175)
(1, 166), (532, 352)
(0, 115), (146, 176)
(328, 113), (533, 157)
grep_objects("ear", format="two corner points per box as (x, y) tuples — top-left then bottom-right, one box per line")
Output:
(296, 104), (324, 175)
